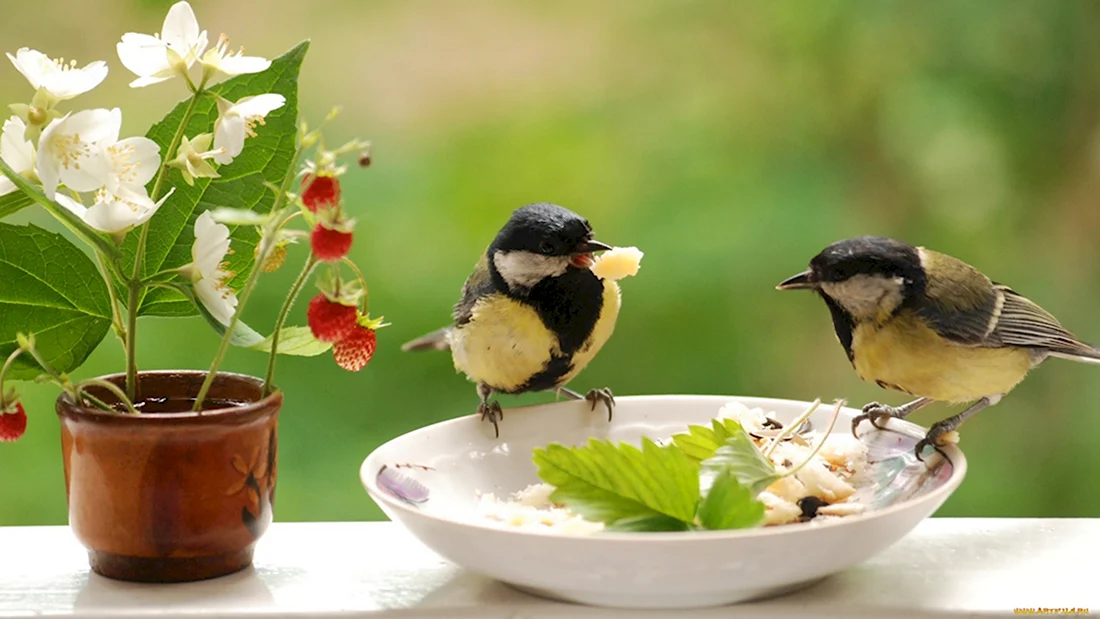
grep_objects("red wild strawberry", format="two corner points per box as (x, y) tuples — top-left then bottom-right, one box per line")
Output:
(311, 224), (353, 262)
(307, 294), (359, 343)
(0, 402), (27, 442)
(300, 174), (341, 212)
(333, 326), (377, 372)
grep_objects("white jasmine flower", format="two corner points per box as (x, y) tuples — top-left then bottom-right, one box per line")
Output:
(116, 1), (208, 87)
(35, 108), (118, 198)
(6, 48), (108, 101)
(200, 34), (271, 83)
(55, 187), (171, 234)
(212, 94), (284, 164)
(0, 117), (36, 196)
(168, 133), (222, 185)
(188, 211), (238, 325)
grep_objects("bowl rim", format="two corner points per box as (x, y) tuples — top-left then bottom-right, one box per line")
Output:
(361, 393), (967, 542)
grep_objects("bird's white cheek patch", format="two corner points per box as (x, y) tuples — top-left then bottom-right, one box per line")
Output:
(493, 250), (570, 290)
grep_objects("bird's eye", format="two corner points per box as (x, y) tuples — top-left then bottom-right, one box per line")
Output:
(539, 241), (555, 255)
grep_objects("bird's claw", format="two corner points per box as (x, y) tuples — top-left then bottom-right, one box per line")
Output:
(914, 422), (953, 462)
(585, 387), (615, 422)
(850, 402), (899, 438)
(478, 400), (504, 438)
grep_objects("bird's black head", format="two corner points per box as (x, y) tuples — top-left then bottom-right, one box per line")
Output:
(488, 203), (611, 293)
(777, 236), (926, 321)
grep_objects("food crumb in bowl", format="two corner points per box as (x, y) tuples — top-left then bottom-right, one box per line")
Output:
(478, 484), (604, 534)
(481, 401), (874, 532)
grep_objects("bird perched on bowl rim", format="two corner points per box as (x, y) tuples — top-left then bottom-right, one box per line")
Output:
(402, 203), (621, 437)
(776, 235), (1100, 457)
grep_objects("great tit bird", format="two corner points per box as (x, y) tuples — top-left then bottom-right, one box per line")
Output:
(402, 203), (620, 437)
(777, 236), (1100, 456)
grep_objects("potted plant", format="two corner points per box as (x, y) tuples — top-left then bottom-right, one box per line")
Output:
(0, 1), (384, 582)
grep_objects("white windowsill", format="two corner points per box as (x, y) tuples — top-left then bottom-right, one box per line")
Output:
(0, 519), (1095, 618)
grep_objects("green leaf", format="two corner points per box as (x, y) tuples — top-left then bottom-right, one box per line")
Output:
(123, 41), (309, 317)
(697, 470), (766, 530)
(248, 326), (332, 356)
(533, 437), (699, 531)
(0, 160), (122, 261)
(0, 192), (32, 219)
(0, 223), (111, 379)
(672, 417), (748, 463)
(700, 429), (780, 497)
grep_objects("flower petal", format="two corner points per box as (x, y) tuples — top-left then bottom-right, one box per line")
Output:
(194, 276), (237, 326)
(192, 210), (231, 276)
(35, 114), (69, 198)
(116, 33), (172, 78)
(0, 178), (16, 196)
(211, 54), (270, 77)
(7, 48), (48, 90)
(82, 185), (160, 233)
(161, 2), (202, 53)
(232, 94), (286, 118)
(213, 115), (245, 165)
(1, 117), (35, 172)
(129, 74), (174, 88)
(41, 60), (109, 100)
(53, 192), (89, 218)
(110, 136), (161, 187)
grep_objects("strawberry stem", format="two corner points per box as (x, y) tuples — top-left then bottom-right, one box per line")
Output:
(193, 140), (306, 411)
(263, 254), (318, 396)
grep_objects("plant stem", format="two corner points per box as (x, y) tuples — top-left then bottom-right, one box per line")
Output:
(262, 255), (318, 396)
(764, 398), (820, 459)
(96, 251), (127, 345)
(20, 337), (78, 402)
(139, 267), (185, 286)
(193, 143), (307, 411)
(74, 379), (139, 414)
(75, 390), (114, 413)
(0, 349), (23, 405)
(781, 400), (844, 479)
(125, 88), (205, 400)
(341, 256), (371, 312)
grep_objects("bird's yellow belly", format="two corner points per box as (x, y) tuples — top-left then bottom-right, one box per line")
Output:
(851, 317), (1033, 402)
(449, 295), (558, 393)
(448, 280), (621, 393)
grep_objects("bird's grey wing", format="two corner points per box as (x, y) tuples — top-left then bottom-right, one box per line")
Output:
(913, 251), (1001, 345)
(453, 253), (495, 326)
(985, 286), (1100, 359)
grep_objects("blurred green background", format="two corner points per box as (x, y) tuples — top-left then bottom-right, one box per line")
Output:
(3, 0), (1100, 524)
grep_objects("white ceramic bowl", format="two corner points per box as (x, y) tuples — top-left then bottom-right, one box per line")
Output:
(360, 395), (966, 609)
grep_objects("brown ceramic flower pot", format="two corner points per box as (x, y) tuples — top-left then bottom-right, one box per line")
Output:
(56, 370), (282, 583)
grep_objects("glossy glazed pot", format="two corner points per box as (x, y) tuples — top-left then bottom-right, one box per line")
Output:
(56, 371), (282, 583)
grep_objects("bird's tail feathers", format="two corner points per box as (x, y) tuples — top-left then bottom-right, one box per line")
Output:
(1049, 348), (1100, 365)
(401, 327), (452, 352)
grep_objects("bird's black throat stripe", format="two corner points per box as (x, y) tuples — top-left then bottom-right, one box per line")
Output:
(820, 292), (856, 363)
(516, 269), (605, 393)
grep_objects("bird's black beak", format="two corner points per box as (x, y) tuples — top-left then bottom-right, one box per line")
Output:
(574, 239), (612, 254)
(570, 239), (612, 268)
(776, 269), (817, 291)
